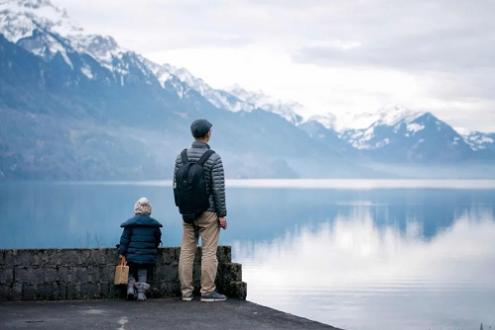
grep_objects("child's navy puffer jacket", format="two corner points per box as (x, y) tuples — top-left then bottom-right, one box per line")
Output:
(118, 214), (162, 264)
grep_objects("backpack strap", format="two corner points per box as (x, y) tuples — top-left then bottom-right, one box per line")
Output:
(180, 149), (188, 164)
(197, 150), (215, 166)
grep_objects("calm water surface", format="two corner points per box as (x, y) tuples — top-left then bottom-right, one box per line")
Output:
(1, 180), (494, 330)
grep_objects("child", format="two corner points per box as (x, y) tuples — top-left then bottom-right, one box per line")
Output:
(118, 197), (162, 301)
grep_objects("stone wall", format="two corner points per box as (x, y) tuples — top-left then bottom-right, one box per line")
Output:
(0, 246), (246, 301)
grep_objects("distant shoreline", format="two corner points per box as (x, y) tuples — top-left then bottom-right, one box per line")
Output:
(4, 178), (494, 189)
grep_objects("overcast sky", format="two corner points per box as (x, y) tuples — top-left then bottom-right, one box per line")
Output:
(55, 0), (495, 132)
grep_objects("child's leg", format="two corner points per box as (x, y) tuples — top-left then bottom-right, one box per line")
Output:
(138, 268), (147, 283)
(136, 267), (150, 301)
(127, 265), (137, 298)
(127, 275), (136, 297)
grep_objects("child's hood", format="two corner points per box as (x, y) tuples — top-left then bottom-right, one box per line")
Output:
(120, 214), (163, 228)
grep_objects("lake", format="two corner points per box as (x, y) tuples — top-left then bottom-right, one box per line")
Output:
(1, 180), (494, 330)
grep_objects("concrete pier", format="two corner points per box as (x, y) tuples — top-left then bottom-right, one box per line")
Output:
(0, 247), (343, 329)
(0, 247), (246, 300)
(0, 298), (342, 330)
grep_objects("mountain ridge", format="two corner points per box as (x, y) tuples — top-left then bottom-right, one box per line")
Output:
(0, 0), (494, 180)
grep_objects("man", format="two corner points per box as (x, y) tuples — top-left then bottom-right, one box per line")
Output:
(174, 119), (228, 302)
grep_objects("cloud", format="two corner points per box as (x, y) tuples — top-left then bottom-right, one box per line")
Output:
(291, 0), (495, 71)
(234, 210), (495, 328)
(294, 32), (495, 72)
(53, 0), (495, 131)
(294, 28), (495, 72)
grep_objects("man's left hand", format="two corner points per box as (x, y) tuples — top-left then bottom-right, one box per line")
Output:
(219, 217), (227, 230)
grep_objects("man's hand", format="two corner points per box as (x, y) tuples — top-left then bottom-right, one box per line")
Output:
(219, 217), (227, 230)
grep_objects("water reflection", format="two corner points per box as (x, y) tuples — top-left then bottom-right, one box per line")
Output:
(1, 182), (494, 248)
(234, 209), (495, 330)
(1, 182), (494, 329)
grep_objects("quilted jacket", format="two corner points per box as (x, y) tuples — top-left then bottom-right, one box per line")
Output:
(118, 214), (162, 265)
(173, 141), (227, 218)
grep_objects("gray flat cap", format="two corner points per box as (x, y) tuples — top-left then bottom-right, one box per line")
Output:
(191, 119), (213, 138)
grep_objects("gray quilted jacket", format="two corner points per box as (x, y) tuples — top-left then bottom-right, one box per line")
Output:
(173, 141), (227, 217)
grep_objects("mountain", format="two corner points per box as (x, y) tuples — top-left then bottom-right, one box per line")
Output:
(462, 131), (495, 160)
(0, 0), (493, 180)
(0, 0), (371, 180)
(0, 0), (304, 122)
(337, 106), (478, 163)
(305, 113), (337, 130)
(462, 131), (495, 151)
(305, 105), (495, 164)
(298, 115), (355, 157)
(227, 86), (303, 124)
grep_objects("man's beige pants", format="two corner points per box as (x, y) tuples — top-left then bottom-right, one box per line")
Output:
(178, 211), (219, 297)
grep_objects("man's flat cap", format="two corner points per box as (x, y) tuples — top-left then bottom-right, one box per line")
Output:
(191, 119), (213, 138)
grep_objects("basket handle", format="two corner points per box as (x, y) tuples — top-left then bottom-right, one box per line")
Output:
(118, 255), (127, 266)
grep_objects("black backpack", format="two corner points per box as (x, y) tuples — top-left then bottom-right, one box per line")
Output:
(174, 148), (215, 223)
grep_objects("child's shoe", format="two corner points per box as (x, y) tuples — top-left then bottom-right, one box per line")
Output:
(136, 282), (150, 301)
(127, 276), (136, 299)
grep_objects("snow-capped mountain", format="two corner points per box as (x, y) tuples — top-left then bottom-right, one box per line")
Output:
(315, 105), (419, 132)
(145, 61), (304, 123)
(1, 0), (360, 180)
(0, 0), (149, 86)
(0, 0), (493, 180)
(339, 106), (426, 150)
(0, 0), (127, 69)
(298, 116), (354, 156)
(305, 113), (337, 130)
(0, 0), (310, 123)
(148, 63), (258, 113)
(462, 131), (495, 151)
(338, 108), (475, 162)
(304, 105), (495, 162)
(0, 0), (303, 122)
(0, 0), (81, 42)
(228, 86), (304, 124)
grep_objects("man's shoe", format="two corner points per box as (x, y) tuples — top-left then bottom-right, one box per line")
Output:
(181, 295), (193, 302)
(201, 291), (227, 302)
